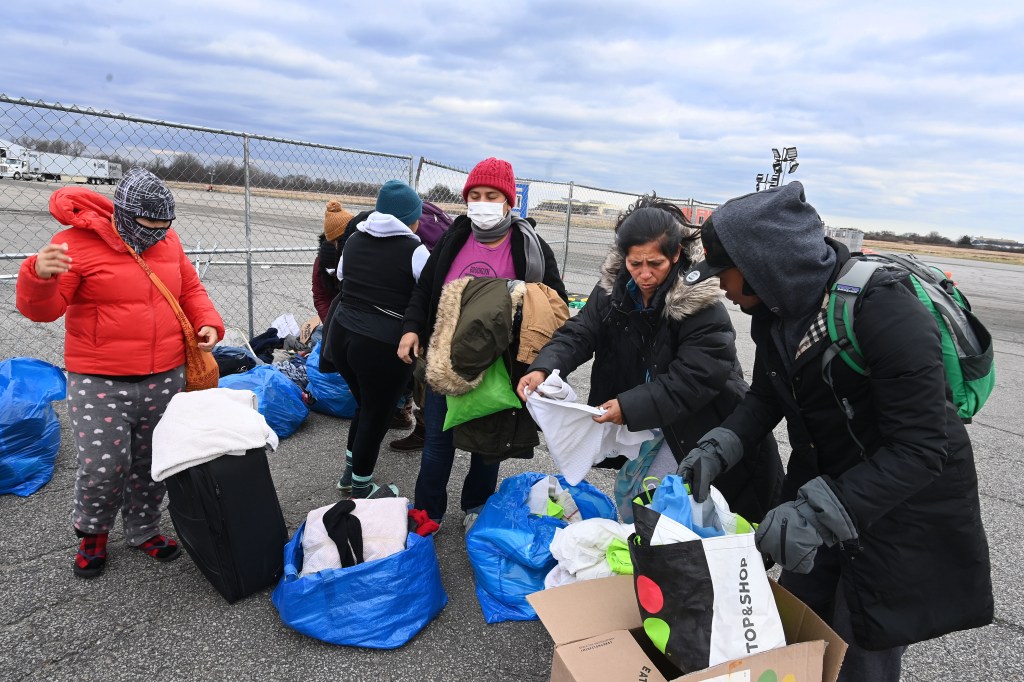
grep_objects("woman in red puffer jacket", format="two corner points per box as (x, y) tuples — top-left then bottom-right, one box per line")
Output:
(17, 168), (224, 579)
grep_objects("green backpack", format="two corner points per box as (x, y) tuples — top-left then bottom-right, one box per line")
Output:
(823, 252), (995, 421)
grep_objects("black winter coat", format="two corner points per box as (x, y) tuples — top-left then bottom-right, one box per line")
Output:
(722, 241), (993, 649)
(530, 248), (783, 523)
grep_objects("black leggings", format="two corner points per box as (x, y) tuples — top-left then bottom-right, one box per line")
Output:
(333, 327), (414, 478)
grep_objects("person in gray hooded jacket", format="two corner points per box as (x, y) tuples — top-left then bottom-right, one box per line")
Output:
(680, 181), (993, 682)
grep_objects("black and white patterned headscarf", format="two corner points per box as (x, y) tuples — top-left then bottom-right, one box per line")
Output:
(113, 167), (176, 253)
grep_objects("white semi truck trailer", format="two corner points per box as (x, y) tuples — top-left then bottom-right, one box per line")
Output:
(0, 139), (123, 184)
(26, 150), (123, 184)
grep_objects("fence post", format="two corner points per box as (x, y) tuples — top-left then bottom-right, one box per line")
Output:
(413, 157), (425, 193)
(243, 135), (254, 339)
(408, 156), (416, 187)
(561, 181), (574, 277)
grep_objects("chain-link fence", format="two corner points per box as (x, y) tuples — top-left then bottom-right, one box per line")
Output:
(415, 158), (717, 296)
(1, 95), (719, 366)
(1, 96), (414, 365)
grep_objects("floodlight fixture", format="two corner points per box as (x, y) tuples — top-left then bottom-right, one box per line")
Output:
(756, 146), (800, 191)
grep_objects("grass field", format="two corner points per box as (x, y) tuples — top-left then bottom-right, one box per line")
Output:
(863, 239), (1024, 266)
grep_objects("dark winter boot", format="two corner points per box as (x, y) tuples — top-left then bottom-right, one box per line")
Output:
(389, 397), (415, 430)
(389, 410), (425, 452)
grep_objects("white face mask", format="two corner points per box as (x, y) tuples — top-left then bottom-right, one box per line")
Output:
(466, 201), (507, 230)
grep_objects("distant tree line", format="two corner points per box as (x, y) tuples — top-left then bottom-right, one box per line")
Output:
(865, 230), (1023, 252)
(13, 137), (462, 202)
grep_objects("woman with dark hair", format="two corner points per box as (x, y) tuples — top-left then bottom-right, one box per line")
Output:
(518, 195), (782, 522)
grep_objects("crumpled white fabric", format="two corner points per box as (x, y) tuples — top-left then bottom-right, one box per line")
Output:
(534, 369), (577, 401)
(151, 388), (279, 481)
(528, 476), (563, 515)
(300, 497), (410, 577)
(543, 518), (635, 589)
(526, 371), (655, 485)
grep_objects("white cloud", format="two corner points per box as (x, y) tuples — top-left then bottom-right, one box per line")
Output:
(1, 1), (1022, 239)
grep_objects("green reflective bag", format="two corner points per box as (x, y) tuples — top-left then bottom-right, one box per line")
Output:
(443, 358), (522, 431)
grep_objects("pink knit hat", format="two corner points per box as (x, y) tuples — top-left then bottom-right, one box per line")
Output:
(462, 157), (517, 207)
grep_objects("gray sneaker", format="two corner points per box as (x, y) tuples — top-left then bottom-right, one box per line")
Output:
(463, 512), (480, 534)
(352, 482), (400, 500)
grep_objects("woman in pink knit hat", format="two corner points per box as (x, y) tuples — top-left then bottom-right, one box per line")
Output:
(398, 157), (568, 531)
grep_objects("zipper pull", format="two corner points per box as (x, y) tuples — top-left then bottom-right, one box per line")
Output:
(841, 398), (855, 419)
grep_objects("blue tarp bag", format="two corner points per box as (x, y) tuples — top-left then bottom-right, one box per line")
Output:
(218, 365), (308, 438)
(305, 341), (357, 419)
(0, 358), (66, 496)
(465, 472), (617, 623)
(272, 522), (447, 649)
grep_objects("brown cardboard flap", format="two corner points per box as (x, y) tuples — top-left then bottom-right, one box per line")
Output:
(770, 580), (848, 682)
(527, 575), (641, 645)
(554, 630), (669, 682)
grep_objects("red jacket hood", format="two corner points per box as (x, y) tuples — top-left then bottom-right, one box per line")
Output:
(48, 186), (126, 252)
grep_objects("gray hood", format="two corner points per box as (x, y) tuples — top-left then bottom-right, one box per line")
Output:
(711, 182), (835, 360)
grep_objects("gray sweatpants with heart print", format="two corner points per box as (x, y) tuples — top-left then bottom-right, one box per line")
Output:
(67, 365), (185, 545)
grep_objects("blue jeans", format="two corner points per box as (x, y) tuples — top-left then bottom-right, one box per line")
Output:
(414, 387), (500, 521)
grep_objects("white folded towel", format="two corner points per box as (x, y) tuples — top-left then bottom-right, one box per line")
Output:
(151, 388), (279, 481)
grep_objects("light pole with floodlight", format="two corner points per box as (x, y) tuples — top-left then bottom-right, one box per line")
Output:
(755, 147), (799, 191)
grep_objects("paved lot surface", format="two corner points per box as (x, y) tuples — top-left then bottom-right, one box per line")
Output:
(1, 178), (1023, 680)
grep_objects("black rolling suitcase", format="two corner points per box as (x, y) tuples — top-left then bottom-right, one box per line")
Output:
(165, 447), (288, 603)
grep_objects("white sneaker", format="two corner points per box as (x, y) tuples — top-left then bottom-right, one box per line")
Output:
(463, 512), (479, 534)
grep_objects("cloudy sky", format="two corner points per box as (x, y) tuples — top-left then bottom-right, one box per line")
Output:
(3, 1), (1023, 239)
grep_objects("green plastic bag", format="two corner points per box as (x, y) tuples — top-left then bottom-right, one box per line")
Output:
(443, 359), (521, 431)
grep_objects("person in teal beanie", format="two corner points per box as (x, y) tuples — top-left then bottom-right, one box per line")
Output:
(327, 180), (429, 499)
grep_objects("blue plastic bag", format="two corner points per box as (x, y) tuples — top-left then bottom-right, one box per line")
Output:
(305, 341), (357, 419)
(642, 474), (727, 539)
(272, 522), (448, 649)
(218, 365), (308, 438)
(0, 358), (66, 496)
(466, 472), (617, 623)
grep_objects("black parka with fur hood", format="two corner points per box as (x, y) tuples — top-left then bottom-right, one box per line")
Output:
(529, 242), (783, 523)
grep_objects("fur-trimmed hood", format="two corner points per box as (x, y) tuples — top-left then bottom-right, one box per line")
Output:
(597, 237), (722, 321)
(426, 277), (527, 396)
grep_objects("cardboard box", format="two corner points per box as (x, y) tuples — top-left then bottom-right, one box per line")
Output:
(528, 575), (847, 682)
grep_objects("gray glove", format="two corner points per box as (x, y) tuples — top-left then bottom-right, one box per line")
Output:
(754, 477), (858, 573)
(676, 427), (744, 502)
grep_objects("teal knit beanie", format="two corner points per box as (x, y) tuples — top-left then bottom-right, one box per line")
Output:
(375, 180), (423, 226)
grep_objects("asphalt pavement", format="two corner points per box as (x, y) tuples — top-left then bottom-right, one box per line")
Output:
(1, 239), (1023, 680)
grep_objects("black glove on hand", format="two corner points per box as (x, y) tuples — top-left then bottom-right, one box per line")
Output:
(754, 476), (858, 573)
(676, 426), (743, 502)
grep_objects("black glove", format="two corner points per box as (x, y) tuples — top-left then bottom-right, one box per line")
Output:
(676, 426), (743, 502)
(754, 477), (857, 573)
